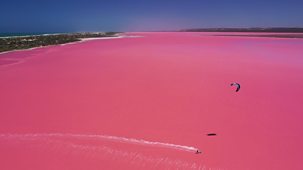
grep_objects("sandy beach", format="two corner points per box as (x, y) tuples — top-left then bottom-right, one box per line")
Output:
(0, 32), (303, 170)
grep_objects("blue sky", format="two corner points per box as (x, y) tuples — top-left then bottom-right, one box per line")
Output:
(1, 0), (303, 32)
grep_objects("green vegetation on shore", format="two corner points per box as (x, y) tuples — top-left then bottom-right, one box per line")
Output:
(0, 32), (118, 53)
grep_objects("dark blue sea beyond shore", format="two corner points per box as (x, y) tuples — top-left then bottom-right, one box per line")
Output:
(0, 32), (62, 37)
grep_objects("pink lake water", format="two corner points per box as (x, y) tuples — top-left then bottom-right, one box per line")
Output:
(1, 32), (303, 170)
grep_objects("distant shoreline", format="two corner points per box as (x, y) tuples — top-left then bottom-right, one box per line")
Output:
(0, 34), (145, 55)
(180, 27), (303, 33)
(0, 32), (119, 53)
(211, 33), (303, 39)
(0, 37), (117, 55)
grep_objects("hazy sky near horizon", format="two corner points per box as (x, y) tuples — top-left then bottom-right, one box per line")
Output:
(1, 0), (303, 32)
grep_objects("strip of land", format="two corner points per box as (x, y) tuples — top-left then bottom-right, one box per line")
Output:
(181, 28), (303, 38)
(180, 27), (303, 33)
(212, 33), (303, 39)
(0, 32), (118, 53)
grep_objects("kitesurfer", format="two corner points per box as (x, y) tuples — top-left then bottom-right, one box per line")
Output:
(195, 150), (202, 154)
(231, 82), (241, 92)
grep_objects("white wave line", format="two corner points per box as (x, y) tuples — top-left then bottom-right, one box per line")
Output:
(0, 133), (200, 153)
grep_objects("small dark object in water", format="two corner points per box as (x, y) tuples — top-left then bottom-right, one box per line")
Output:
(207, 133), (217, 136)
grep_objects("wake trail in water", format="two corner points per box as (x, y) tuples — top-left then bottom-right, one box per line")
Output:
(0, 133), (200, 153)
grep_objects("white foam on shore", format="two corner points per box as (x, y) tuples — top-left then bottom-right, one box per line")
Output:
(0, 133), (200, 153)
(59, 36), (125, 46)
(79, 35), (143, 41)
